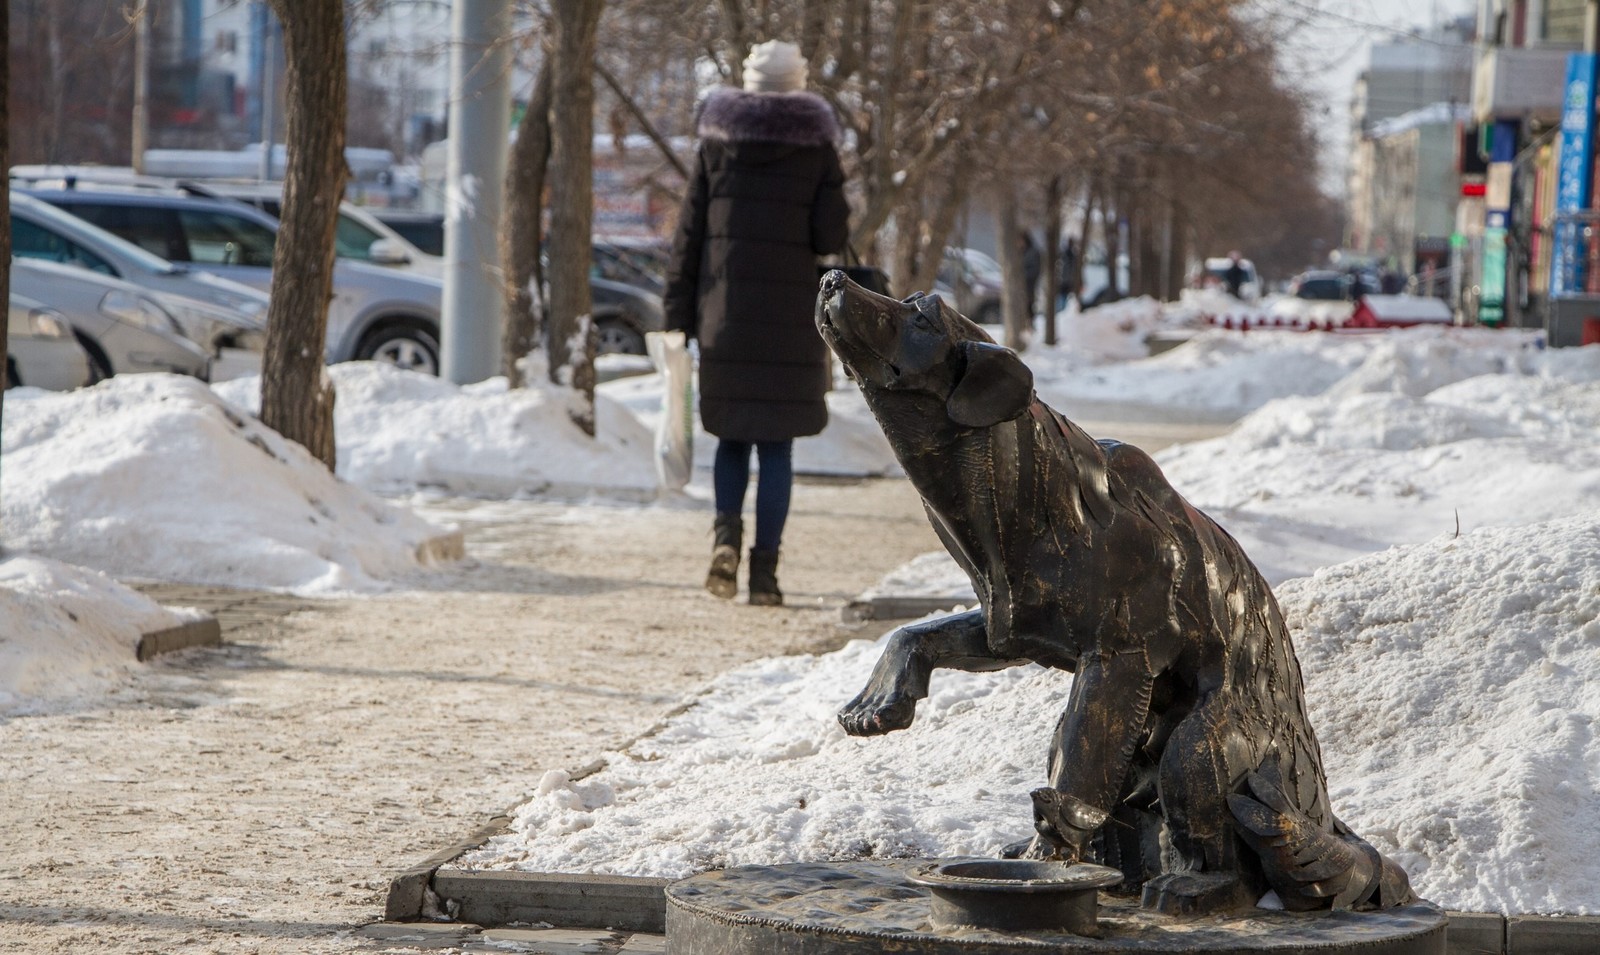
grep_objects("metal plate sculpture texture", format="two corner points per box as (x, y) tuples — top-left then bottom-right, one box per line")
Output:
(814, 271), (1417, 917)
(664, 861), (1446, 954)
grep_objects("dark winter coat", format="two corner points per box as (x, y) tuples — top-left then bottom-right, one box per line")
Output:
(663, 87), (850, 441)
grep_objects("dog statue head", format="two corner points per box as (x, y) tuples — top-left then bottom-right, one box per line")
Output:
(816, 269), (1034, 429)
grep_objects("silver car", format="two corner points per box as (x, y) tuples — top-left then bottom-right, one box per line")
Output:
(10, 191), (267, 359)
(27, 188), (449, 375)
(6, 294), (92, 391)
(12, 258), (211, 380)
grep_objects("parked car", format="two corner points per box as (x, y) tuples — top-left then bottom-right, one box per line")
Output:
(935, 247), (1003, 324)
(593, 238), (667, 295)
(12, 258), (211, 380)
(26, 187), (450, 374)
(370, 209), (444, 256)
(188, 182), (665, 353)
(9, 191), (267, 359)
(6, 294), (92, 390)
(176, 179), (444, 278)
(1289, 270), (1352, 301)
(27, 180), (665, 363)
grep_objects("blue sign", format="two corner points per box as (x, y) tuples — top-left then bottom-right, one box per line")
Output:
(1551, 53), (1597, 297)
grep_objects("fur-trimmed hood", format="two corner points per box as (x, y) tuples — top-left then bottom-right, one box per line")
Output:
(696, 86), (839, 147)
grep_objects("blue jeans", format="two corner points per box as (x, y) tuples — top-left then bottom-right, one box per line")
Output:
(713, 439), (793, 553)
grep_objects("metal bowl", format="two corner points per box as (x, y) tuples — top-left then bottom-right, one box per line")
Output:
(910, 859), (1124, 935)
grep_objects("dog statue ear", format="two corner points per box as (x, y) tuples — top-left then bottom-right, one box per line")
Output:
(947, 341), (1034, 428)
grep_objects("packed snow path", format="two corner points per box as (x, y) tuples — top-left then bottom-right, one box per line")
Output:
(0, 481), (942, 955)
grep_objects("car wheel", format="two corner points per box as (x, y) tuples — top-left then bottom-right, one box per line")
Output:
(356, 320), (441, 376)
(595, 316), (646, 356)
(75, 332), (113, 384)
(5, 357), (19, 389)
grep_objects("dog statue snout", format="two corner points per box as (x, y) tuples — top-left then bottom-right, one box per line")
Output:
(819, 269), (848, 295)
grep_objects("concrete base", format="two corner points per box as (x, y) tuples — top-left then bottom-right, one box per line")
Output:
(665, 861), (1447, 955)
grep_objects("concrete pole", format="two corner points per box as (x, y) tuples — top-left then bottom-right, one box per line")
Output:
(258, 10), (275, 181)
(131, 0), (149, 173)
(441, 0), (510, 384)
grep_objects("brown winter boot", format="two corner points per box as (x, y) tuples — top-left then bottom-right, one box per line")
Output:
(747, 548), (783, 606)
(705, 513), (742, 599)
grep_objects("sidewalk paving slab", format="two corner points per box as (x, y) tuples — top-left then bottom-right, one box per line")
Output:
(355, 920), (482, 948)
(473, 927), (619, 953)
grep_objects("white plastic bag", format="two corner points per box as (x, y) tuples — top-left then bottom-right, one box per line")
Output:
(646, 330), (695, 492)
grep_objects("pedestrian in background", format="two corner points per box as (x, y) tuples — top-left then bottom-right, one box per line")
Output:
(1222, 250), (1249, 299)
(1056, 237), (1078, 311)
(662, 39), (851, 606)
(1020, 230), (1042, 316)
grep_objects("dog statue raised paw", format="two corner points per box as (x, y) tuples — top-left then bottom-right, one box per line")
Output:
(816, 270), (1414, 916)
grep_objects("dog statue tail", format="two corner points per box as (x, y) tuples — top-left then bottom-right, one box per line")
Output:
(1227, 764), (1416, 912)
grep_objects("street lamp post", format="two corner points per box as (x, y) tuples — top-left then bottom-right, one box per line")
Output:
(440, 0), (510, 384)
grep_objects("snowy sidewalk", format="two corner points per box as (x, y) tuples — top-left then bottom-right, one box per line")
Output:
(0, 479), (943, 955)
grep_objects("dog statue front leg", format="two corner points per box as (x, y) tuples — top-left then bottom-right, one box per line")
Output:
(838, 608), (1021, 736)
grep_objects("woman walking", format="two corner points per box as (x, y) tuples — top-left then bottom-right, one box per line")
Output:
(662, 40), (851, 605)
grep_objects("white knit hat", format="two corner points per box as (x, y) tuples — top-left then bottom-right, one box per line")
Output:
(742, 40), (807, 93)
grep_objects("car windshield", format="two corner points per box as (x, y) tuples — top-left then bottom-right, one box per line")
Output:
(961, 249), (1003, 283)
(335, 214), (387, 260)
(176, 208), (277, 267)
(12, 194), (184, 275)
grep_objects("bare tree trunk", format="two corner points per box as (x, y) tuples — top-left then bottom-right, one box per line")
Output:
(1104, 188), (1123, 303)
(1, 0), (12, 522)
(545, 0), (602, 435)
(908, 170), (967, 296)
(501, 58), (553, 386)
(1041, 175), (1063, 345)
(717, 0), (747, 82)
(259, 0), (347, 469)
(995, 188), (1029, 352)
(1075, 183), (1096, 302)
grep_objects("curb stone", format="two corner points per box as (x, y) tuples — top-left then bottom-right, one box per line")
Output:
(840, 593), (971, 624)
(136, 615), (222, 661)
(1506, 914), (1600, 954)
(417, 529), (466, 564)
(384, 758), (607, 922)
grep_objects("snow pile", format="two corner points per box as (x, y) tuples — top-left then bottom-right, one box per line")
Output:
(1161, 350), (1600, 582)
(1032, 328), (1373, 419)
(2, 374), (455, 594)
(1279, 517), (1600, 916)
(0, 556), (201, 715)
(462, 513), (1600, 915)
(1052, 296), (1166, 362)
(460, 636), (1060, 879)
(214, 362), (659, 497)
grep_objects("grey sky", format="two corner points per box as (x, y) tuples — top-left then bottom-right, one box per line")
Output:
(1265, 0), (1479, 194)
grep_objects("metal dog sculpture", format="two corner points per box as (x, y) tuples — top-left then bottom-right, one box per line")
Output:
(816, 271), (1414, 916)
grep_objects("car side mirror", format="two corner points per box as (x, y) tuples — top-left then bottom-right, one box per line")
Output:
(367, 238), (412, 266)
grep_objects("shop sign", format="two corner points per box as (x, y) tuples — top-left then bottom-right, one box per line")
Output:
(1551, 52), (1597, 297)
(1481, 226), (1507, 326)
